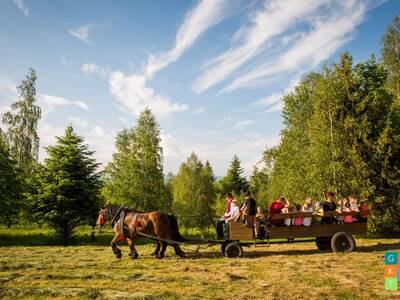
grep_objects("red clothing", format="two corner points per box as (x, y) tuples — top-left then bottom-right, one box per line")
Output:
(224, 199), (233, 219)
(269, 201), (284, 225)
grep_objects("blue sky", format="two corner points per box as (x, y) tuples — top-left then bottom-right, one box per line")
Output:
(0, 0), (398, 176)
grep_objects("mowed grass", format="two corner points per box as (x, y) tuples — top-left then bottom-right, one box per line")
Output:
(1, 235), (400, 300)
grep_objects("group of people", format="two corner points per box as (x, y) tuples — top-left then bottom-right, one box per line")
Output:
(269, 192), (369, 227)
(216, 192), (258, 239)
(216, 191), (369, 239)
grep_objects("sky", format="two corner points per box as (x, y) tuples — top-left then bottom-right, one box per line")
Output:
(0, 0), (398, 177)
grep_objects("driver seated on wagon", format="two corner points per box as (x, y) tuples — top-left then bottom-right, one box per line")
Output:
(216, 193), (239, 240)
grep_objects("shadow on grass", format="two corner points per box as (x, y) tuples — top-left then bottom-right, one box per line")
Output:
(0, 232), (155, 247)
(184, 241), (400, 259)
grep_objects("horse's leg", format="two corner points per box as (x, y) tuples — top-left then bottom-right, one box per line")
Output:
(158, 241), (167, 259)
(150, 240), (161, 257)
(111, 234), (122, 259)
(173, 244), (186, 258)
(127, 238), (139, 259)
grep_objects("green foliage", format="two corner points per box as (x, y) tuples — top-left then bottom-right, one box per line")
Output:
(172, 153), (215, 231)
(249, 165), (269, 207)
(27, 126), (101, 244)
(0, 138), (24, 226)
(218, 154), (248, 196)
(265, 50), (400, 234)
(381, 16), (400, 99)
(2, 68), (41, 175)
(102, 109), (166, 211)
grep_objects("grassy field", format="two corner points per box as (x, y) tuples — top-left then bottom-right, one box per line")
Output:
(1, 228), (400, 300)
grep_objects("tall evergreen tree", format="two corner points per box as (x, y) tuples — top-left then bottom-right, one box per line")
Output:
(220, 155), (248, 196)
(0, 137), (23, 226)
(2, 68), (41, 174)
(27, 126), (101, 243)
(103, 108), (165, 210)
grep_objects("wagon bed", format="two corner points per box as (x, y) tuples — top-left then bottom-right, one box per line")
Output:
(220, 210), (369, 258)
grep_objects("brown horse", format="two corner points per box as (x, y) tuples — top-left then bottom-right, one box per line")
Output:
(96, 204), (186, 259)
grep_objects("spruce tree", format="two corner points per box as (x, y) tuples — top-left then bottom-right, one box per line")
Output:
(2, 68), (41, 174)
(27, 126), (101, 243)
(103, 108), (165, 210)
(220, 155), (248, 196)
(0, 137), (23, 226)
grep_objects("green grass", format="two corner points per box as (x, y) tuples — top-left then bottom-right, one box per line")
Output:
(0, 228), (399, 299)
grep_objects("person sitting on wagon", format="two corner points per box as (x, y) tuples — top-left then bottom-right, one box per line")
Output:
(293, 204), (303, 226)
(336, 198), (346, 224)
(314, 201), (324, 224)
(269, 196), (285, 226)
(358, 200), (369, 222)
(237, 192), (258, 236)
(216, 193), (236, 239)
(281, 202), (292, 226)
(343, 202), (353, 223)
(255, 207), (267, 238)
(348, 196), (359, 222)
(302, 197), (314, 226)
(321, 191), (337, 224)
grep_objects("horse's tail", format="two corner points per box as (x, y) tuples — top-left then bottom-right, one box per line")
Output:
(168, 214), (185, 242)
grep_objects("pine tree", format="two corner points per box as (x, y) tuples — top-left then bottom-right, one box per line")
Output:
(2, 68), (41, 174)
(220, 155), (248, 196)
(0, 137), (23, 226)
(27, 126), (101, 244)
(103, 108), (165, 210)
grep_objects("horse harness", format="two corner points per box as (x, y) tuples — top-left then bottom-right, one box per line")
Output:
(111, 206), (141, 239)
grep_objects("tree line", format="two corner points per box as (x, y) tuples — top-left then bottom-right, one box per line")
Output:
(0, 17), (399, 242)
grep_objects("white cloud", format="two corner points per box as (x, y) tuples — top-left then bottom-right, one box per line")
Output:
(13, 0), (29, 17)
(252, 76), (300, 114)
(109, 71), (188, 118)
(68, 24), (94, 44)
(144, 0), (228, 79)
(83, 0), (227, 119)
(39, 94), (89, 117)
(81, 63), (108, 78)
(224, 0), (368, 92)
(233, 119), (255, 130)
(193, 0), (328, 93)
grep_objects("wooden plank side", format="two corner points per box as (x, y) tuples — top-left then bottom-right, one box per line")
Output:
(229, 222), (253, 240)
(267, 222), (367, 239)
(270, 210), (370, 220)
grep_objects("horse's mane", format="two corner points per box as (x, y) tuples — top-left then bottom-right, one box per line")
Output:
(103, 204), (146, 221)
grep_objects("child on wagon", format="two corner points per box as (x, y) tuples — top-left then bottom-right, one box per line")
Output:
(336, 198), (346, 224)
(313, 201), (323, 224)
(281, 200), (292, 226)
(349, 196), (359, 222)
(302, 197), (314, 226)
(293, 204), (303, 226)
(343, 202), (353, 223)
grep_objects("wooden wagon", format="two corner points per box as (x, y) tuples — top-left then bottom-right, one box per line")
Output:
(220, 210), (370, 258)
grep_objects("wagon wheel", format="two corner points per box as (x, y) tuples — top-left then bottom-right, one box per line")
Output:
(221, 241), (229, 255)
(225, 242), (243, 258)
(315, 236), (332, 251)
(331, 232), (355, 253)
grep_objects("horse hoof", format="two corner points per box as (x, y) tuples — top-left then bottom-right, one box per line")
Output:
(129, 253), (139, 259)
(116, 253), (122, 259)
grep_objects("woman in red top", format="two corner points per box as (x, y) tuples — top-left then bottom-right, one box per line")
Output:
(269, 197), (285, 226)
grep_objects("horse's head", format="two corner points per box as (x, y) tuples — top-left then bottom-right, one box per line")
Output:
(96, 207), (106, 227)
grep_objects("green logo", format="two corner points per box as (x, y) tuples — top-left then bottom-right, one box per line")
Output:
(385, 277), (398, 291)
